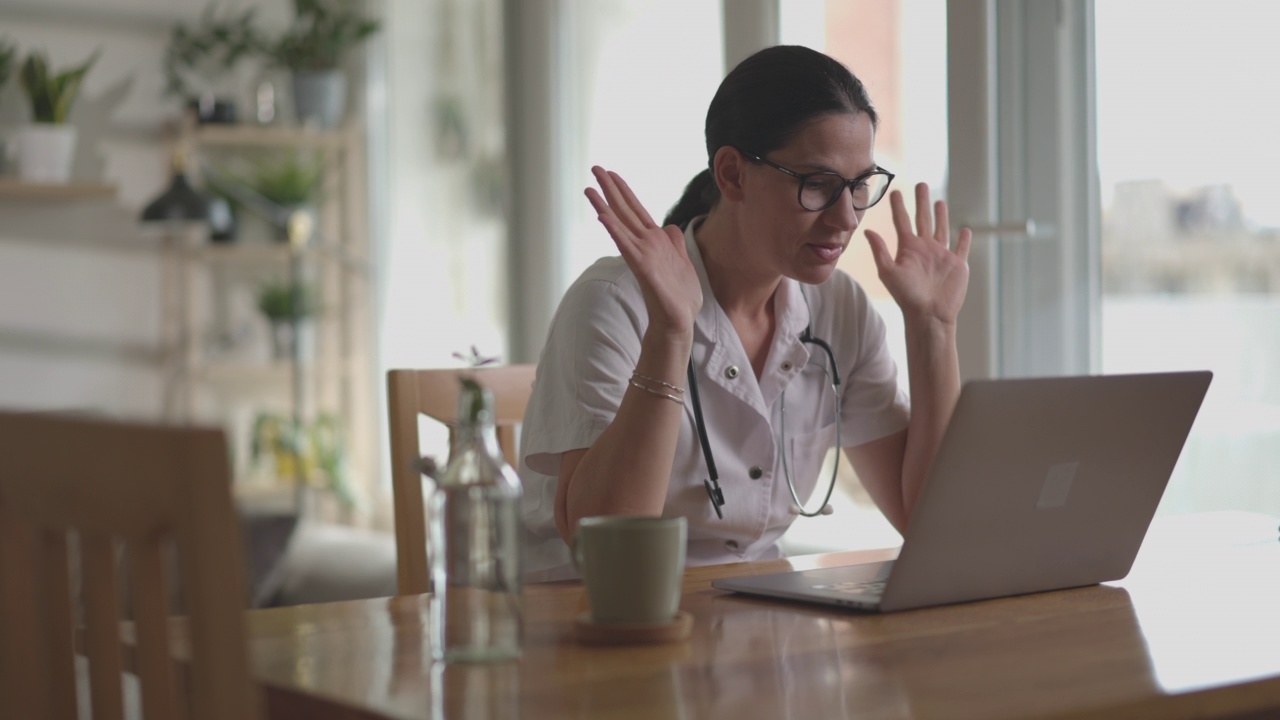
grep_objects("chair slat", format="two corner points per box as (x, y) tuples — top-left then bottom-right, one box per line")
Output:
(179, 434), (257, 720)
(131, 536), (184, 720)
(82, 533), (126, 720)
(0, 512), (45, 718)
(40, 529), (79, 720)
(389, 371), (431, 595)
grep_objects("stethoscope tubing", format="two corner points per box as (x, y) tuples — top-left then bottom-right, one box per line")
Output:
(690, 317), (843, 519)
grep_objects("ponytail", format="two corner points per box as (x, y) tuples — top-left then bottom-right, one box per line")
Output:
(663, 168), (719, 229)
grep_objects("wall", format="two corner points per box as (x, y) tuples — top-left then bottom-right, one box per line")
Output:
(0, 0), (288, 420)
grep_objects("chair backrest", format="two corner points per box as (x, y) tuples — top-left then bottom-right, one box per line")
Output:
(387, 366), (535, 595)
(0, 412), (262, 720)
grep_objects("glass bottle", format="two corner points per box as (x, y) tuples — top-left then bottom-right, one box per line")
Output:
(428, 379), (523, 662)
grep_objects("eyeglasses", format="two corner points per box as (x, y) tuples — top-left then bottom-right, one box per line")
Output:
(741, 150), (895, 212)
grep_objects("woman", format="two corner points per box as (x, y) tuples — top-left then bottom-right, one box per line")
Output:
(518, 45), (971, 582)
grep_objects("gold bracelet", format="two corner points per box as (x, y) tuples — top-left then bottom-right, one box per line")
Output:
(628, 378), (684, 404)
(631, 372), (684, 394)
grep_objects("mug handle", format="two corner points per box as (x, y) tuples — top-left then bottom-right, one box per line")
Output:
(571, 530), (585, 574)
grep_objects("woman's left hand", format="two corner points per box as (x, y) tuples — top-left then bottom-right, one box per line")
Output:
(865, 183), (972, 325)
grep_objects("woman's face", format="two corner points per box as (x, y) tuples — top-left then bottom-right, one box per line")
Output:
(738, 111), (877, 286)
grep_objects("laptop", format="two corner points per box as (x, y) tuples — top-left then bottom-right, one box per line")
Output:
(712, 371), (1213, 612)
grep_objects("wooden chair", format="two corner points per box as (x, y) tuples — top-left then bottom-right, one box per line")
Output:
(387, 365), (536, 595)
(0, 412), (262, 720)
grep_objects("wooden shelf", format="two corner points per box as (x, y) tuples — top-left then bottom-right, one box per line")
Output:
(196, 361), (295, 384)
(0, 328), (159, 364)
(182, 241), (365, 267)
(193, 359), (347, 385)
(191, 124), (349, 150)
(0, 179), (118, 201)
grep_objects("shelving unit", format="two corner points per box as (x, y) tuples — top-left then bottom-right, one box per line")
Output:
(0, 179), (118, 201)
(0, 120), (376, 522)
(158, 118), (376, 522)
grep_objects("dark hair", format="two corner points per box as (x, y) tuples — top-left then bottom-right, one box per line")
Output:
(663, 45), (879, 228)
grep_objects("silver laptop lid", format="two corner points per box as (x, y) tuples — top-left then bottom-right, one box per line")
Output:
(877, 371), (1212, 611)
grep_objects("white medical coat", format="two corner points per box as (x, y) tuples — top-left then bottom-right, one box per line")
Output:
(519, 218), (910, 581)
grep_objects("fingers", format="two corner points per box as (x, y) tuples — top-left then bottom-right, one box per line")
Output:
(933, 199), (950, 245)
(864, 229), (893, 271)
(914, 183), (933, 239)
(591, 166), (649, 237)
(588, 203), (634, 255)
(954, 227), (973, 262)
(608, 170), (659, 230)
(888, 190), (914, 243)
(586, 167), (688, 266)
(584, 186), (610, 218)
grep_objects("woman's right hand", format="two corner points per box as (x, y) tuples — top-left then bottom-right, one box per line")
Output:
(585, 166), (703, 337)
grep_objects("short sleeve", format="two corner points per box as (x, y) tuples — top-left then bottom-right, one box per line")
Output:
(828, 275), (911, 446)
(521, 269), (647, 476)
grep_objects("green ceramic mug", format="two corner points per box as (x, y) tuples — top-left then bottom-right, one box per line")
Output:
(573, 516), (687, 624)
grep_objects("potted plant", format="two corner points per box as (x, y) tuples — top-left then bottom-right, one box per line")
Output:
(15, 49), (98, 183)
(264, 0), (380, 128)
(0, 38), (16, 175)
(164, 4), (265, 124)
(250, 411), (353, 506)
(257, 279), (319, 360)
(0, 38), (14, 90)
(251, 151), (324, 206)
(247, 150), (324, 241)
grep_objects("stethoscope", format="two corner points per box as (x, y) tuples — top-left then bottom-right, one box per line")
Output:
(688, 291), (843, 519)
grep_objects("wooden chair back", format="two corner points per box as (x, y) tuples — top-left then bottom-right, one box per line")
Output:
(387, 366), (536, 594)
(0, 412), (262, 720)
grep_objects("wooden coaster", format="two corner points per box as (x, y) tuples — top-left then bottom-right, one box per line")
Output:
(574, 610), (693, 646)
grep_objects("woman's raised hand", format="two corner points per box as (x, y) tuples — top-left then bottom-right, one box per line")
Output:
(585, 166), (703, 337)
(865, 183), (972, 326)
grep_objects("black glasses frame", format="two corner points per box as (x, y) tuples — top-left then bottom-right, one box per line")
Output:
(740, 150), (895, 212)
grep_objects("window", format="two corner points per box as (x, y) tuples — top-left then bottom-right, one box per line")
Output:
(779, 0), (947, 552)
(1096, 1), (1280, 516)
(561, 0), (724, 283)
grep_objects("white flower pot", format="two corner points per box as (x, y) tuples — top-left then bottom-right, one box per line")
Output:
(17, 124), (77, 184)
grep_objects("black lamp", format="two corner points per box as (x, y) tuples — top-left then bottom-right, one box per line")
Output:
(140, 148), (209, 222)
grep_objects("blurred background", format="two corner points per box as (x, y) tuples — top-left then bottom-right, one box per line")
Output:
(1, 0), (1277, 599)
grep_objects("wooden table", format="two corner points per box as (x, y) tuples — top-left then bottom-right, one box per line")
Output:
(218, 512), (1280, 719)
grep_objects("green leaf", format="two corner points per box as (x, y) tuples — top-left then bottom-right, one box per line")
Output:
(250, 150), (325, 206)
(163, 4), (265, 98)
(257, 279), (320, 320)
(18, 50), (97, 124)
(0, 37), (17, 91)
(265, 0), (380, 71)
